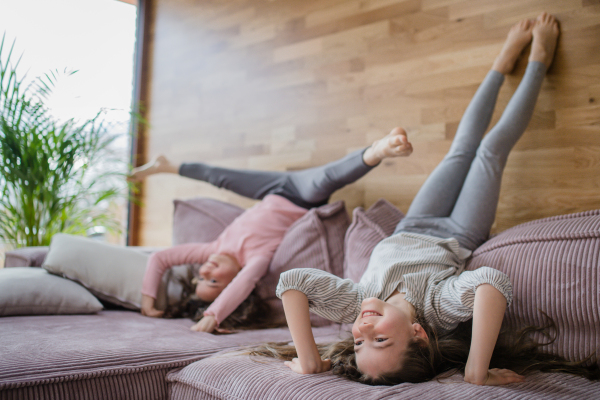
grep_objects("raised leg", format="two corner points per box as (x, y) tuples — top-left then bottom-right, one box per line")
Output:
(449, 14), (558, 248)
(399, 19), (535, 224)
(135, 128), (412, 209)
(399, 71), (505, 222)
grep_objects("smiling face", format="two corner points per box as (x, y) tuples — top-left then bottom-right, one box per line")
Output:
(352, 296), (428, 379)
(195, 254), (241, 302)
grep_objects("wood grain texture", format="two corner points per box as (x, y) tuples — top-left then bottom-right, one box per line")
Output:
(138, 0), (600, 246)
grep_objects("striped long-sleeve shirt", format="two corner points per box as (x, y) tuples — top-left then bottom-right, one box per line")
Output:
(276, 232), (512, 333)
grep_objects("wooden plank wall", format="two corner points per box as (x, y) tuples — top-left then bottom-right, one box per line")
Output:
(138, 0), (600, 246)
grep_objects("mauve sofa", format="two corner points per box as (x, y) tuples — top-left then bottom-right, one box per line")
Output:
(1, 198), (599, 400)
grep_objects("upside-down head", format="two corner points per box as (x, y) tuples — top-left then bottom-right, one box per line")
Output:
(193, 253), (241, 302)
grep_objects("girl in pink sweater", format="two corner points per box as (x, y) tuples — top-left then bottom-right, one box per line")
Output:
(131, 128), (413, 333)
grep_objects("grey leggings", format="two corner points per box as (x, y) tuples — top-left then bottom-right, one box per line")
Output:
(395, 61), (547, 250)
(179, 149), (374, 209)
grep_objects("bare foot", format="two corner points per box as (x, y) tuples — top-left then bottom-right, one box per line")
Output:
(363, 127), (413, 166)
(492, 19), (533, 75)
(128, 155), (179, 182)
(529, 12), (559, 69)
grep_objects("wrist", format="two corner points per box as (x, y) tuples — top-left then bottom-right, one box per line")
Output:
(464, 365), (489, 385)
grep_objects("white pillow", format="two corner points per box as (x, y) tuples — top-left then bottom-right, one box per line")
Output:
(0, 267), (103, 316)
(42, 234), (169, 310)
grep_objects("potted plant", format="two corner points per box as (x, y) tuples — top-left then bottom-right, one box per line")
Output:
(0, 34), (129, 248)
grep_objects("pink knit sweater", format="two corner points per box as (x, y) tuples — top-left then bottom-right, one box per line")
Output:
(141, 194), (308, 324)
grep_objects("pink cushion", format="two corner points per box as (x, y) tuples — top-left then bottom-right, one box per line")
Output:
(343, 199), (404, 282)
(172, 198), (244, 245)
(256, 201), (350, 326)
(466, 209), (600, 363)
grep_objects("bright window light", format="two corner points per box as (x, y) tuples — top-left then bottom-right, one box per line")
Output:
(0, 0), (137, 124)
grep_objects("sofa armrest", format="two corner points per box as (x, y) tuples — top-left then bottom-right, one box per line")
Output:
(4, 246), (50, 268)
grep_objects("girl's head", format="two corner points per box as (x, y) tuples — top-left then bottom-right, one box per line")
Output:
(350, 296), (433, 382)
(194, 253), (241, 302)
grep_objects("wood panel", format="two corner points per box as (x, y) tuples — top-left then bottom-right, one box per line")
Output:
(138, 0), (600, 246)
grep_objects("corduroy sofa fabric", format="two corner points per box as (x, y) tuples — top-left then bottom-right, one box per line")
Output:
(167, 353), (600, 400)
(466, 209), (600, 363)
(0, 311), (341, 400)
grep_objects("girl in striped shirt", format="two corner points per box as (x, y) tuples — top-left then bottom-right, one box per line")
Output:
(259, 14), (597, 385)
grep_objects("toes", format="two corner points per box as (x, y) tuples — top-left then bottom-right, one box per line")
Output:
(537, 12), (547, 23)
(389, 136), (402, 146)
(390, 127), (407, 138)
(537, 12), (554, 25)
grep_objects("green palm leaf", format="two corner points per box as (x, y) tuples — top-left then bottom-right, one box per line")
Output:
(0, 33), (128, 247)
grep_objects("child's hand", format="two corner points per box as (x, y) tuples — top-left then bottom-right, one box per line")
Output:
(190, 315), (218, 333)
(284, 357), (331, 374)
(141, 295), (164, 318)
(464, 368), (525, 386)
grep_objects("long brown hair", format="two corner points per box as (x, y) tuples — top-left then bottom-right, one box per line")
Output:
(163, 274), (283, 331)
(248, 314), (600, 384)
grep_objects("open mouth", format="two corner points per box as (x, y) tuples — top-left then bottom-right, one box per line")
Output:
(362, 310), (382, 318)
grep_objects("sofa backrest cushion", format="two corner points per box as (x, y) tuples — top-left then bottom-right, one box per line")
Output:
(466, 209), (600, 363)
(172, 198), (245, 245)
(343, 199), (404, 282)
(0, 267), (103, 316)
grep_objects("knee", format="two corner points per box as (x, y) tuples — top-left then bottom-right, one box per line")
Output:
(474, 146), (507, 170)
(444, 148), (477, 162)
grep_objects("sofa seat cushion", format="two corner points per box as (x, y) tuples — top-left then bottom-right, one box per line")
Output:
(167, 352), (600, 400)
(172, 198), (245, 245)
(0, 310), (340, 400)
(466, 209), (600, 363)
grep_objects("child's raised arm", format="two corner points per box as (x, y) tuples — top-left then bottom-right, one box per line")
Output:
(141, 243), (215, 318)
(281, 290), (331, 374)
(464, 284), (524, 385)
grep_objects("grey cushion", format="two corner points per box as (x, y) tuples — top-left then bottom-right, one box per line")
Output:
(42, 234), (168, 310)
(0, 267), (102, 316)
